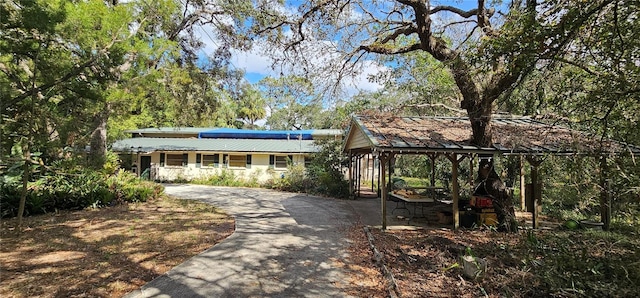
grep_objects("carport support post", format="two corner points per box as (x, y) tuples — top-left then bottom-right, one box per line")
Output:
(356, 155), (361, 197)
(446, 153), (462, 230)
(429, 154), (437, 187)
(526, 157), (543, 229)
(379, 152), (391, 230)
(348, 151), (354, 197)
(520, 156), (526, 211)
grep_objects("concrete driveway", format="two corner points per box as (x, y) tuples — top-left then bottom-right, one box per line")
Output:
(125, 184), (378, 298)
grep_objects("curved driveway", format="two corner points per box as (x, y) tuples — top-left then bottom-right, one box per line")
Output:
(125, 184), (379, 298)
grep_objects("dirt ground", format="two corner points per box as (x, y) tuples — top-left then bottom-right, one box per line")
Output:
(0, 197), (234, 298)
(351, 225), (640, 298)
(2, 197), (638, 298)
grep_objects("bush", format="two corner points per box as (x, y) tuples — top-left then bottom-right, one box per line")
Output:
(262, 139), (351, 199)
(1, 171), (163, 218)
(108, 172), (164, 203)
(192, 169), (259, 187)
(266, 164), (311, 193)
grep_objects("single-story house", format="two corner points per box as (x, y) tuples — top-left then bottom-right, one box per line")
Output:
(111, 127), (343, 182)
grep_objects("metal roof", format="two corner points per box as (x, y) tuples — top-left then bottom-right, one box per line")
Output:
(344, 114), (640, 155)
(111, 138), (319, 153)
(198, 128), (342, 140)
(125, 127), (218, 134)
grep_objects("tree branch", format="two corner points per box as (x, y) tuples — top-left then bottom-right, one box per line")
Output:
(359, 43), (422, 55)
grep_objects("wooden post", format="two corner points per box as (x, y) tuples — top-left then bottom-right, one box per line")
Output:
(355, 155), (361, 197)
(377, 156), (381, 197)
(526, 156), (543, 229)
(430, 154), (437, 187)
(446, 153), (464, 230)
(469, 154), (474, 193)
(520, 156), (526, 211)
(380, 153), (389, 230)
(348, 151), (353, 197)
(371, 155), (375, 192)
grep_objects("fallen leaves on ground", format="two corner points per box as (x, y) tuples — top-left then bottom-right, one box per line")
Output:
(1, 197), (234, 298)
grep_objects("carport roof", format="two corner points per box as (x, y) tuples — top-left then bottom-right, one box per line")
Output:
(344, 114), (640, 155)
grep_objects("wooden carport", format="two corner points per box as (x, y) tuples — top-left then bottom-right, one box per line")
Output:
(343, 114), (640, 230)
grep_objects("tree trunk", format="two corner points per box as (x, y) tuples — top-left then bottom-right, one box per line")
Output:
(454, 68), (517, 232)
(478, 158), (518, 232)
(88, 104), (109, 170)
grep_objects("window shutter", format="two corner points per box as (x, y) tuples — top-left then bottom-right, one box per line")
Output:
(182, 153), (188, 167)
(223, 154), (228, 168)
(269, 155), (275, 169)
(160, 153), (165, 167)
(246, 155), (252, 169)
(196, 154), (201, 168)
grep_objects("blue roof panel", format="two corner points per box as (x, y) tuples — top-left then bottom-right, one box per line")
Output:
(199, 128), (315, 140)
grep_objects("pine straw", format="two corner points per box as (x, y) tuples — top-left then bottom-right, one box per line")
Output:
(1, 197), (234, 298)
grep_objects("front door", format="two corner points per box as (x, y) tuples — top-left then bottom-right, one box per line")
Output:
(140, 156), (152, 180)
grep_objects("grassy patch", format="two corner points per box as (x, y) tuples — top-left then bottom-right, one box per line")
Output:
(0, 196), (234, 298)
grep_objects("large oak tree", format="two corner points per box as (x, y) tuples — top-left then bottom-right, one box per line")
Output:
(229, 0), (622, 231)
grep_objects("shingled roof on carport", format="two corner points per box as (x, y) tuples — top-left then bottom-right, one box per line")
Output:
(343, 114), (640, 156)
(343, 114), (640, 231)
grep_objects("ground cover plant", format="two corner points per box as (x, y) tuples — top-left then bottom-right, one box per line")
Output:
(360, 227), (640, 297)
(0, 196), (234, 298)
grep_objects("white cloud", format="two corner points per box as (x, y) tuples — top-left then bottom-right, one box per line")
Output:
(193, 3), (385, 98)
(344, 60), (388, 94)
(230, 48), (274, 75)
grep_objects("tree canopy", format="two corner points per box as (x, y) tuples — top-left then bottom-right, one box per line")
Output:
(230, 0), (636, 145)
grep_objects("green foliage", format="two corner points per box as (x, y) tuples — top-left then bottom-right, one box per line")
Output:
(237, 85), (266, 128)
(305, 139), (350, 198)
(265, 164), (310, 193)
(1, 170), (163, 218)
(192, 169), (260, 188)
(517, 231), (640, 297)
(262, 141), (349, 198)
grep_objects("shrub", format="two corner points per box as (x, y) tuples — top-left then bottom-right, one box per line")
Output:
(267, 164), (310, 193)
(1, 171), (163, 218)
(264, 140), (350, 198)
(193, 169), (261, 188)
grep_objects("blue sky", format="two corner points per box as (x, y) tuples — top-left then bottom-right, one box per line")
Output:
(195, 0), (486, 94)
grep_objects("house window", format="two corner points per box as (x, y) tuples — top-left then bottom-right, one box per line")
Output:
(166, 154), (186, 167)
(228, 155), (246, 168)
(274, 155), (291, 169)
(304, 156), (312, 167)
(203, 154), (219, 167)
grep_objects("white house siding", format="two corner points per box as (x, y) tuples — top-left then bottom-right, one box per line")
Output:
(135, 152), (307, 182)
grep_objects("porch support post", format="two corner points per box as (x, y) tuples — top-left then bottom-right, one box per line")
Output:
(526, 156), (543, 229)
(356, 155), (361, 197)
(348, 151), (354, 197)
(379, 152), (392, 230)
(446, 153), (465, 230)
(371, 155), (375, 192)
(469, 154), (475, 194)
(520, 156), (526, 211)
(429, 154), (437, 187)
(377, 156), (381, 197)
